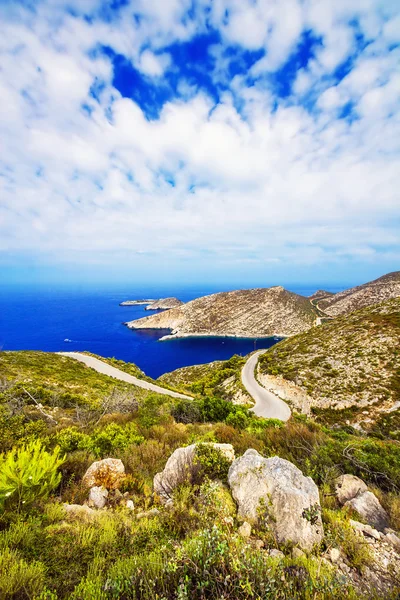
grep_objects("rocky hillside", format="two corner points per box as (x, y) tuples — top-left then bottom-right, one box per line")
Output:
(126, 286), (317, 338)
(318, 271), (400, 317)
(258, 298), (400, 423)
(145, 297), (183, 310)
(309, 289), (334, 301)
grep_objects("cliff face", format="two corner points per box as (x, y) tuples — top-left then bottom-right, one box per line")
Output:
(126, 286), (317, 338)
(318, 272), (400, 317)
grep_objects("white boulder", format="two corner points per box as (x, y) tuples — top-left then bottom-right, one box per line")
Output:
(88, 486), (108, 509)
(82, 458), (125, 490)
(228, 449), (324, 551)
(154, 443), (235, 503)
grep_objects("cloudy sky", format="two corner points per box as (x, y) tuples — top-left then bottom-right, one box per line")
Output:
(1, 0), (399, 288)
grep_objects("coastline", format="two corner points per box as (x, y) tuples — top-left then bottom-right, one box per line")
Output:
(158, 332), (287, 342)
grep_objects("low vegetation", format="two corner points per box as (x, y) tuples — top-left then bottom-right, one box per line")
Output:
(0, 349), (399, 598)
(258, 298), (400, 429)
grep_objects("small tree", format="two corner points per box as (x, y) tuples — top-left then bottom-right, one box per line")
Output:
(0, 440), (65, 511)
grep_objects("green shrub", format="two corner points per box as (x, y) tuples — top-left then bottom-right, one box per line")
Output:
(0, 440), (65, 511)
(194, 443), (231, 482)
(0, 548), (46, 598)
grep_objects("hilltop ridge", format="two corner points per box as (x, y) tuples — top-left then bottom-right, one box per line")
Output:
(318, 271), (400, 317)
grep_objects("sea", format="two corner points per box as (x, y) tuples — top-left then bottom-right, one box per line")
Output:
(0, 284), (344, 379)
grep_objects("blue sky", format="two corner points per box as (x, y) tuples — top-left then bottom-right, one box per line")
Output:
(0, 0), (399, 288)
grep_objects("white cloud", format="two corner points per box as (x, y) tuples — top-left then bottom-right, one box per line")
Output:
(0, 0), (399, 279)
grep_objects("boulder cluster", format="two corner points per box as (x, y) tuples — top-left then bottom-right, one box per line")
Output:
(63, 445), (400, 562)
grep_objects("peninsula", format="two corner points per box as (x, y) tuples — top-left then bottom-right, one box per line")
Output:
(125, 286), (317, 338)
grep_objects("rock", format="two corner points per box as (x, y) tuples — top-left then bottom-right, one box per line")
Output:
(329, 548), (341, 563)
(228, 450), (324, 552)
(154, 443), (235, 503)
(346, 491), (389, 532)
(269, 549), (284, 559)
(136, 508), (160, 520)
(385, 532), (400, 552)
(82, 458), (125, 490)
(63, 504), (96, 521)
(238, 522), (252, 538)
(88, 486), (108, 509)
(126, 500), (134, 511)
(350, 519), (381, 540)
(335, 474), (368, 505)
(335, 474), (389, 532)
(255, 539), (265, 549)
(292, 548), (306, 559)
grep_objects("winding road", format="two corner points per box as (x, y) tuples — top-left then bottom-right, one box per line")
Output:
(58, 352), (192, 400)
(242, 350), (291, 421)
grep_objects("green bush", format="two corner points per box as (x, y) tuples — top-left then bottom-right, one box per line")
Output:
(0, 548), (46, 598)
(194, 443), (231, 482)
(0, 440), (65, 511)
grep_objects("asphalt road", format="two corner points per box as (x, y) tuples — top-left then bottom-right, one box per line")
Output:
(242, 350), (291, 421)
(58, 352), (192, 400)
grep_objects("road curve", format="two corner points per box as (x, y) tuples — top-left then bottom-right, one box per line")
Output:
(242, 350), (291, 421)
(58, 352), (192, 400)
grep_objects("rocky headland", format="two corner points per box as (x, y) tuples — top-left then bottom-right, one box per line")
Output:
(145, 297), (183, 310)
(120, 297), (182, 310)
(126, 286), (317, 338)
(317, 271), (400, 317)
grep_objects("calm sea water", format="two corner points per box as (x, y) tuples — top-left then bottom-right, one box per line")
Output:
(0, 284), (343, 378)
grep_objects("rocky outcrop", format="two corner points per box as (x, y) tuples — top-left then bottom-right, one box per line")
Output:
(154, 443), (235, 503)
(309, 290), (335, 301)
(145, 297), (183, 310)
(228, 450), (324, 551)
(318, 271), (400, 317)
(126, 286), (317, 338)
(82, 458), (125, 490)
(335, 474), (389, 531)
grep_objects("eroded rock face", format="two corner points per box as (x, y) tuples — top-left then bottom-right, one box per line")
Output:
(82, 458), (125, 490)
(335, 474), (389, 532)
(228, 449), (324, 551)
(153, 443), (235, 503)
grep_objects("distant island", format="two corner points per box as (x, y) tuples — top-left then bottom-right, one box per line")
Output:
(120, 297), (183, 310)
(119, 299), (156, 306)
(125, 272), (400, 340)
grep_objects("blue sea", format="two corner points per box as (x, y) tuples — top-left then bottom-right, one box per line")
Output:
(0, 284), (344, 378)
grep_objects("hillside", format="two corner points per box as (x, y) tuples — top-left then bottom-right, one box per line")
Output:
(126, 286), (317, 338)
(1, 349), (400, 598)
(258, 298), (400, 427)
(318, 271), (400, 317)
(158, 355), (252, 405)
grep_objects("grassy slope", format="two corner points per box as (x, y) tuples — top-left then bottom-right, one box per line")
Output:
(258, 298), (400, 414)
(158, 355), (247, 399)
(0, 351), (176, 406)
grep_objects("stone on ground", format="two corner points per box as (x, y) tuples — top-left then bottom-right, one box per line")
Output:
(82, 458), (125, 490)
(228, 449), (324, 551)
(88, 486), (108, 509)
(154, 443), (235, 503)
